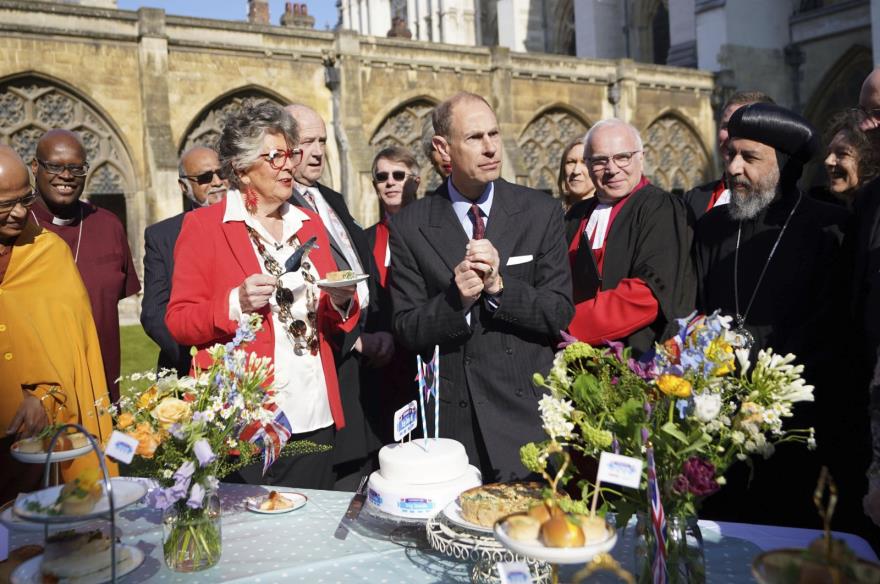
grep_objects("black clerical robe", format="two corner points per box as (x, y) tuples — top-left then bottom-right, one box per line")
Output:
(694, 186), (864, 529)
(565, 183), (696, 355)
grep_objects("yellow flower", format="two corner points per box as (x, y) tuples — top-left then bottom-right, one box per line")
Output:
(152, 398), (192, 429)
(116, 412), (135, 430)
(137, 385), (159, 410)
(705, 338), (735, 376)
(126, 422), (162, 459)
(657, 374), (692, 398)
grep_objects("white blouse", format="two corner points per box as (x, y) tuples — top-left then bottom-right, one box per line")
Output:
(224, 189), (333, 434)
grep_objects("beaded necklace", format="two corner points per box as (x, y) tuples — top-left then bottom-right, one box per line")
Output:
(246, 225), (319, 356)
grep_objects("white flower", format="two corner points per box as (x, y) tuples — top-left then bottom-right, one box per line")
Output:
(162, 469), (173, 479)
(716, 476), (727, 486)
(538, 394), (575, 439)
(130, 373), (142, 382)
(735, 348), (751, 375)
(693, 392), (722, 422)
(177, 377), (197, 391)
(807, 428), (817, 450)
(731, 430), (745, 445)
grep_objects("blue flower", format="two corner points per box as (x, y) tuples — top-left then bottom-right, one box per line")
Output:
(186, 482), (205, 509)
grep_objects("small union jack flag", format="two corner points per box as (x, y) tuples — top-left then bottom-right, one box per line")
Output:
(646, 442), (667, 584)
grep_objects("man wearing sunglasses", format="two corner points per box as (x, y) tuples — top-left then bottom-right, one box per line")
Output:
(141, 146), (228, 377)
(364, 146), (420, 440)
(285, 103), (385, 490)
(30, 129), (140, 403)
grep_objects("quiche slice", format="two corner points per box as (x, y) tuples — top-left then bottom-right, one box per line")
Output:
(459, 482), (544, 527)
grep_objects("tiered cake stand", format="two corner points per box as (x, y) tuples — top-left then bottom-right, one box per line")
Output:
(426, 512), (552, 584)
(7, 423), (146, 583)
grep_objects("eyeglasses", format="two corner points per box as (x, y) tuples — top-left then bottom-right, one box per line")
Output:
(182, 168), (223, 185)
(35, 159), (89, 177)
(0, 189), (37, 212)
(854, 106), (880, 122)
(374, 170), (411, 182)
(587, 150), (641, 172)
(259, 148), (303, 170)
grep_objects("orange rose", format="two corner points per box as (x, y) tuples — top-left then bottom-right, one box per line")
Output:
(116, 412), (135, 430)
(137, 386), (159, 410)
(126, 422), (161, 459)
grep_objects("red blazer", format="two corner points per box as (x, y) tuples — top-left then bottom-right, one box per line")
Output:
(165, 199), (359, 430)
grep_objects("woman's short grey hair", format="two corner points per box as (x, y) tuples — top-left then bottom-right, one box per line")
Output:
(218, 100), (299, 189)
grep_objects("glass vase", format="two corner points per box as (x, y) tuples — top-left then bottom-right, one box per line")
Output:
(634, 512), (705, 584)
(162, 489), (222, 572)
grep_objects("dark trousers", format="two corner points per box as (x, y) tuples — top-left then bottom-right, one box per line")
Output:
(0, 435), (44, 505)
(230, 425), (336, 490)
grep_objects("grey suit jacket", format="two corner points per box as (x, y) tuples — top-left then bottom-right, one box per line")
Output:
(388, 178), (574, 480)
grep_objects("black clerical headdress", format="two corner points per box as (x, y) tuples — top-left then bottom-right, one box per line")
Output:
(727, 102), (820, 187)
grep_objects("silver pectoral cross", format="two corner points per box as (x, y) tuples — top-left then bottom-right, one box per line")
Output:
(731, 314), (755, 350)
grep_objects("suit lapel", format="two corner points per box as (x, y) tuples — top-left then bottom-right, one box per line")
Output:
(422, 183), (469, 272)
(483, 180), (523, 266)
(296, 215), (335, 277)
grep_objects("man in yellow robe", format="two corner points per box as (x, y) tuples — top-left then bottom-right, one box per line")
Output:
(0, 145), (115, 502)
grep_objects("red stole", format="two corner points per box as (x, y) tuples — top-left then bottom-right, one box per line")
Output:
(372, 218), (390, 288)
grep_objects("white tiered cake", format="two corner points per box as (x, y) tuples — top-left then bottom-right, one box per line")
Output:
(366, 438), (481, 519)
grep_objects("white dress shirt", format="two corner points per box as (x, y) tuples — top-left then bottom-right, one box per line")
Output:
(448, 180), (494, 237)
(224, 189), (333, 433)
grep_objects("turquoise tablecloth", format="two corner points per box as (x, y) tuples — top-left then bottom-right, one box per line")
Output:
(8, 482), (878, 583)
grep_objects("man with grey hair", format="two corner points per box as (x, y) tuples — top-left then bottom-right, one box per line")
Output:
(141, 146), (228, 376)
(565, 118), (694, 355)
(284, 103), (388, 490)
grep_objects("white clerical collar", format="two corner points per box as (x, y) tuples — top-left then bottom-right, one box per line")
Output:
(585, 203), (613, 249)
(52, 215), (76, 226)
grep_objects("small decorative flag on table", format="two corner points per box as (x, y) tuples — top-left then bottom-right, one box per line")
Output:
(646, 441), (668, 584)
(417, 346), (440, 445)
(240, 402), (293, 476)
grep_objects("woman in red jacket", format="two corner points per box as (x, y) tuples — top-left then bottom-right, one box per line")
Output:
(166, 100), (359, 489)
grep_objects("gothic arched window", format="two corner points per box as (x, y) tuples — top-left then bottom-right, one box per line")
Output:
(643, 115), (710, 194)
(518, 108), (589, 194)
(370, 100), (439, 194)
(0, 75), (136, 232)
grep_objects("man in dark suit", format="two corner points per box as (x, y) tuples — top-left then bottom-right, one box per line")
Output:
(140, 146), (227, 376)
(285, 104), (391, 490)
(389, 92), (574, 481)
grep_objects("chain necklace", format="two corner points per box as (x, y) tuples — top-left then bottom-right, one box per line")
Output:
(246, 225), (319, 356)
(732, 193), (802, 350)
(30, 207), (84, 264)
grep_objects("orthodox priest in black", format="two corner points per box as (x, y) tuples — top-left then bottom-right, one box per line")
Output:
(565, 119), (695, 356)
(694, 103), (863, 531)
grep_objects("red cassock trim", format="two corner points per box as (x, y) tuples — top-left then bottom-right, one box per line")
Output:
(372, 219), (390, 289)
(567, 176), (660, 344)
(706, 178), (727, 212)
(165, 199), (359, 430)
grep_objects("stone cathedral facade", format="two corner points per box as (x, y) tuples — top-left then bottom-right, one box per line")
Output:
(0, 0), (717, 321)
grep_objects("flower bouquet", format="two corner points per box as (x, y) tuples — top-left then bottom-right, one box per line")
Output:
(521, 312), (816, 582)
(113, 315), (328, 572)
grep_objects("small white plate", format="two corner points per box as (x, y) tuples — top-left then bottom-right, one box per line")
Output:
(11, 441), (95, 464)
(0, 501), (94, 532)
(316, 274), (370, 288)
(13, 478), (147, 524)
(11, 543), (144, 584)
(493, 518), (617, 564)
(441, 500), (494, 534)
(246, 491), (308, 514)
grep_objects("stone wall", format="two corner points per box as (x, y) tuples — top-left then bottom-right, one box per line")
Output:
(0, 0), (715, 318)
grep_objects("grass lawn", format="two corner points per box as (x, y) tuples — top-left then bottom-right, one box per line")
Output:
(120, 324), (159, 378)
